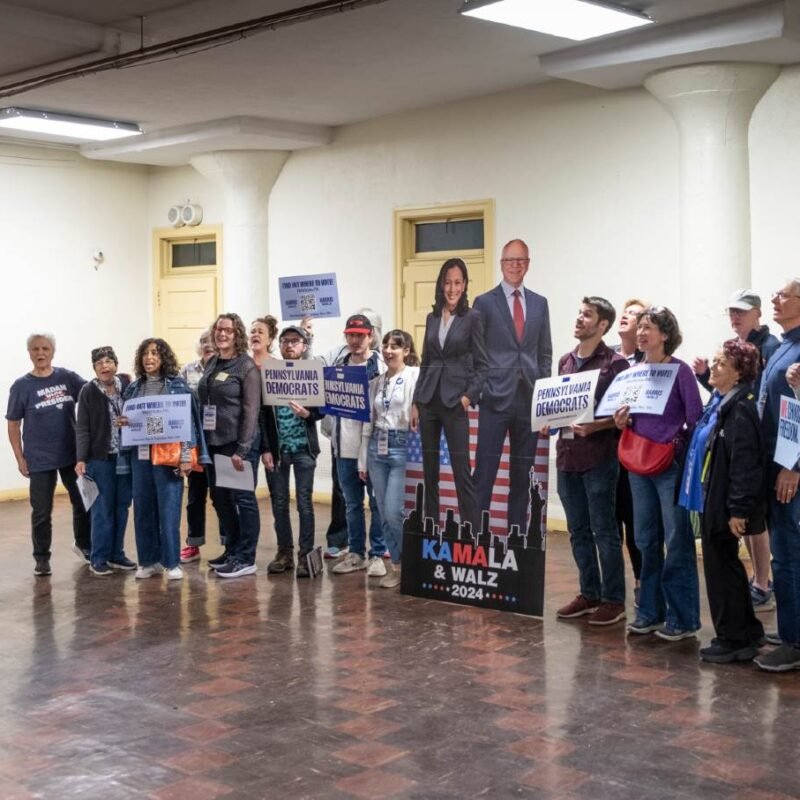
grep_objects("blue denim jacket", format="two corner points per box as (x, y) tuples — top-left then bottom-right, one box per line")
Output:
(123, 375), (211, 465)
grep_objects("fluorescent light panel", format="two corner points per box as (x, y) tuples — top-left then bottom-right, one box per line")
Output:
(0, 107), (142, 141)
(462, 0), (652, 41)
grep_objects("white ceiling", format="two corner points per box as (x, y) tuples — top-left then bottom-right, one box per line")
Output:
(0, 0), (797, 164)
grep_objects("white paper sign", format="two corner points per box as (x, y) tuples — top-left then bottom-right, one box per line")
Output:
(121, 395), (192, 445)
(76, 474), (100, 512)
(596, 363), (679, 416)
(775, 395), (800, 470)
(531, 370), (600, 430)
(213, 455), (256, 491)
(262, 358), (325, 406)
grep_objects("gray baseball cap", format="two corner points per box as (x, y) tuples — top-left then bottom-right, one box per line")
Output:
(727, 289), (761, 311)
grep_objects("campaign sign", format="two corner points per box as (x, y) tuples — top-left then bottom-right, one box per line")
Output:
(401, 483), (546, 617)
(596, 363), (679, 416)
(322, 365), (370, 422)
(262, 358), (326, 406)
(775, 396), (800, 470)
(278, 272), (340, 320)
(121, 395), (192, 446)
(531, 369), (599, 430)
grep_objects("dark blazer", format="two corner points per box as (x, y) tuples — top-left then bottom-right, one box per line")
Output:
(75, 375), (131, 462)
(413, 308), (488, 408)
(472, 284), (552, 411)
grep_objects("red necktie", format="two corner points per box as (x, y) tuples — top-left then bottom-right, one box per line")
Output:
(513, 289), (524, 342)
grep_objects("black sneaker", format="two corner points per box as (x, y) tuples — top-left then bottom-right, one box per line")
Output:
(216, 560), (257, 579)
(207, 551), (230, 570)
(34, 560), (51, 577)
(267, 548), (294, 574)
(108, 556), (137, 571)
(700, 639), (757, 664)
(296, 553), (310, 579)
(90, 563), (114, 577)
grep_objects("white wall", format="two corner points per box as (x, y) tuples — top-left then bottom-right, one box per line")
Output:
(4, 67), (800, 505)
(0, 144), (149, 494)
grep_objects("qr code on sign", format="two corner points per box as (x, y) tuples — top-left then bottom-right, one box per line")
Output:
(299, 293), (317, 313)
(146, 416), (165, 437)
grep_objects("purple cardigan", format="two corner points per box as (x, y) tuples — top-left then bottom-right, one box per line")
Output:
(630, 358), (703, 449)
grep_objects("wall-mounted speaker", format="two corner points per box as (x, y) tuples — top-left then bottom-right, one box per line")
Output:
(167, 205), (184, 227)
(181, 204), (203, 226)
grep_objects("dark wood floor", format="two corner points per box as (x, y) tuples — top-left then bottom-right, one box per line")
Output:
(0, 496), (797, 800)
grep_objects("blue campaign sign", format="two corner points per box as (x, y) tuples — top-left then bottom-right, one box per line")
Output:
(278, 272), (340, 319)
(323, 366), (370, 422)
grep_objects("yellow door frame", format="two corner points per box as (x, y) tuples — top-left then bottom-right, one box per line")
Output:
(393, 199), (495, 327)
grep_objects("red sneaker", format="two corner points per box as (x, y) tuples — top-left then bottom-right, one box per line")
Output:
(180, 545), (200, 563)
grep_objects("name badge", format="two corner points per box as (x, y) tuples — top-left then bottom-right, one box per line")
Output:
(560, 428), (574, 440)
(137, 445), (150, 460)
(214, 372), (229, 382)
(377, 429), (389, 456)
(203, 405), (217, 431)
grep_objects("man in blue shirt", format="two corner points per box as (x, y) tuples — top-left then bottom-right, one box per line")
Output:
(754, 282), (800, 672)
(6, 333), (89, 576)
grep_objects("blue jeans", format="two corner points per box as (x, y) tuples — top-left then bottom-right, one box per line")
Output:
(207, 447), (261, 565)
(131, 457), (183, 569)
(367, 431), (408, 564)
(87, 455), (132, 568)
(337, 456), (386, 558)
(768, 465), (800, 647)
(266, 449), (316, 554)
(629, 463), (700, 631)
(557, 460), (625, 604)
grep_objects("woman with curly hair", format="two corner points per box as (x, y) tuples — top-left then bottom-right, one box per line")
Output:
(680, 340), (766, 663)
(123, 338), (204, 581)
(614, 306), (703, 641)
(199, 313), (262, 578)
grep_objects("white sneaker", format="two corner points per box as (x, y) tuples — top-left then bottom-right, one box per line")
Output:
(166, 566), (184, 581)
(332, 552), (366, 574)
(135, 564), (163, 579)
(379, 564), (401, 588)
(367, 556), (387, 577)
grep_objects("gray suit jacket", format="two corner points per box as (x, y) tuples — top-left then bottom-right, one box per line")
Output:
(472, 284), (552, 411)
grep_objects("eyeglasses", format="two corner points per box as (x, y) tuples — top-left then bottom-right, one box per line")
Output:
(280, 338), (304, 346)
(771, 291), (800, 301)
(500, 258), (529, 265)
(216, 326), (235, 336)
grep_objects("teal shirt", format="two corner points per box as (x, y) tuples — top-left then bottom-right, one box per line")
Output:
(276, 406), (307, 453)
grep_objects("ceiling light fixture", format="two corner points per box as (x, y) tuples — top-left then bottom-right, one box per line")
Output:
(0, 107), (142, 141)
(460, 0), (653, 41)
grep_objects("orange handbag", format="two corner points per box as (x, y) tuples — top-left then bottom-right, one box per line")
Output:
(150, 442), (203, 472)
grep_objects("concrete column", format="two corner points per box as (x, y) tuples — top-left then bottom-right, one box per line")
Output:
(644, 63), (779, 354)
(191, 150), (289, 324)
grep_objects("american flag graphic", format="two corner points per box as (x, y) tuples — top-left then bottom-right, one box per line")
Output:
(404, 408), (549, 535)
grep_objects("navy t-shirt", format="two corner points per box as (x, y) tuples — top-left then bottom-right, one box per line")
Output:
(6, 367), (86, 472)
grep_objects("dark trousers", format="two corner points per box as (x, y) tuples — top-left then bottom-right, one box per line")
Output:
(266, 449), (317, 554)
(701, 525), (764, 647)
(474, 387), (538, 534)
(185, 468), (227, 547)
(29, 466), (91, 561)
(207, 445), (260, 565)
(615, 466), (643, 581)
(417, 395), (477, 531)
(326, 449), (348, 549)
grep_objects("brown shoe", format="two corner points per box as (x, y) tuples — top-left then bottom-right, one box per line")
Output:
(556, 594), (599, 619)
(267, 548), (294, 574)
(588, 602), (626, 626)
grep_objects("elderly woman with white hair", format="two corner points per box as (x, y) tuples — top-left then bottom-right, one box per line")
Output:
(6, 332), (89, 576)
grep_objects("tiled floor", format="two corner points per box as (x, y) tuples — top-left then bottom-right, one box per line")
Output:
(0, 496), (798, 800)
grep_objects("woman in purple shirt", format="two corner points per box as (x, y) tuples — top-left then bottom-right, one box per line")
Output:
(614, 307), (703, 640)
